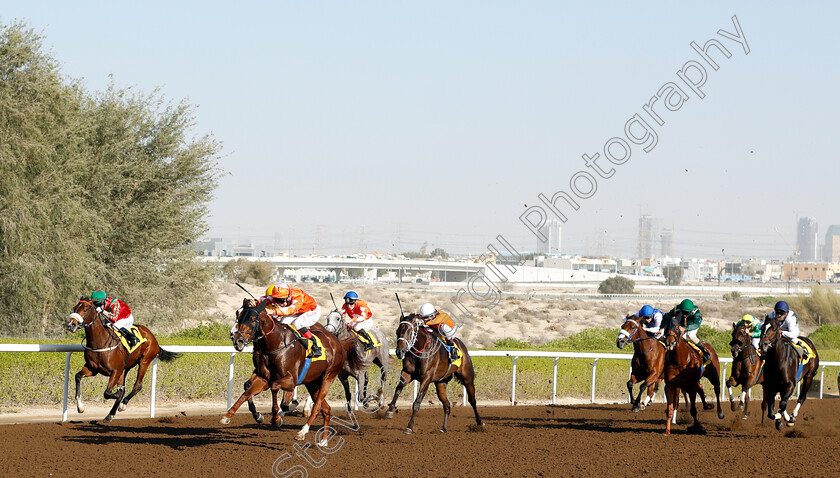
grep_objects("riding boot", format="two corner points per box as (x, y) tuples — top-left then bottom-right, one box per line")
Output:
(697, 342), (711, 363)
(299, 328), (322, 358)
(446, 339), (459, 361)
(358, 329), (375, 351)
(119, 327), (138, 348)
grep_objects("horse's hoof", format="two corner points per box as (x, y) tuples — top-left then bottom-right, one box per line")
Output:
(317, 438), (329, 448)
(631, 407), (640, 413)
(663, 431), (671, 436)
(103, 415), (113, 423)
(294, 432), (306, 441)
(118, 403), (127, 412)
(738, 403), (745, 410)
(775, 419), (783, 430)
(742, 414), (749, 420)
(254, 413), (264, 424)
(272, 418), (283, 428)
(718, 411), (725, 420)
(403, 428), (413, 435)
(76, 403), (85, 414)
(730, 402), (737, 412)
(703, 403), (715, 411)
(219, 416), (231, 425)
(384, 411), (394, 419)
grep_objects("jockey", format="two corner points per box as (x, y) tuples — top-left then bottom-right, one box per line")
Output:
(91, 289), (138, 348)
(636, 305), (664, 338)
(417, 303), (459, 361)
(665, 299), (710, 363)
(736, 314), (763, 351)
(257, 284), (322, 358)
(765, 300), (804, 358)
(340, 291), (375, 351)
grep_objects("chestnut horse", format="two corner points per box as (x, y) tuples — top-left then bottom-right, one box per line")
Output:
(758, 317), (819, 430)
(385, 313), (483, 434)
(726, 322), (763, 419)
(617, 316), (665, 411)
(66, 298), (180, 422)
(220, 302), (346, 444)
(662, 318), (724, 435)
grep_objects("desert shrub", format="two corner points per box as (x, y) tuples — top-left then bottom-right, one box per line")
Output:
(598, 276), (635, 294)
(221, 258), (275, 284)
(723, 291), (742, 301)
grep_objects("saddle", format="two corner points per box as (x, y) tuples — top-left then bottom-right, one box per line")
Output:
(287, 325), (326, 363)
(784, 338), (815, 366)
(351, 329), (381, 350)
(117, 326), (146, 353)
(426, 329), (463, 366)
(684, 338), (711, 366)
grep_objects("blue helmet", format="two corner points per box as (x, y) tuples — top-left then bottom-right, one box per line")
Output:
(638, 305), (654, 318)
(344, 291), (359, 300)
(774, 300), (789, 313)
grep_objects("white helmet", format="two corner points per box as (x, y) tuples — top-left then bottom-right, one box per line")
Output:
(418, 303), (436, 318)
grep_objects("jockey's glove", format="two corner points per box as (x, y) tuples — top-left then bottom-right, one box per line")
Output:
(95, 307), (103, 313)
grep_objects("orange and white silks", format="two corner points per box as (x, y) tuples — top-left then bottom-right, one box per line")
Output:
(423, 309), (455, 328)
(341, 299), (373, 330)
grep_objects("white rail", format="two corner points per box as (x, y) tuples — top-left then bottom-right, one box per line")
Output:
(0, 344), (838, 421)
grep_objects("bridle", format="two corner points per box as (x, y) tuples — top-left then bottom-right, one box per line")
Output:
(67, 299), (120, 352)
(730, 325), (757, 364)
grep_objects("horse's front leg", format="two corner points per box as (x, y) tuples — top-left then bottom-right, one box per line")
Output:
(404, 376), (433, 434)
(725, 374), (738, 411)
(385, 370), (411, 419)
(776, 381), (796, 429)
(220, 376), (269, 424)
(270, 383), (288, 427)
(74, 366), (95, 414)
(664, 383), (678, 435)
(244, 375), (265, 424)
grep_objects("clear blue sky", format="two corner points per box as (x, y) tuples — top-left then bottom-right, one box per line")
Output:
(4, 2), (839, 259)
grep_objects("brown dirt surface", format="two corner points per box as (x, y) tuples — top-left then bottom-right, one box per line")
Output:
(3, 400), (840, 477)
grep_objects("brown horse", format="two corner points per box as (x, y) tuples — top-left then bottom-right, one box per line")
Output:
(617, 316), (665, 411)
(66, 298), (180, 422)
(220, 302), (346, 444)
(726, 322), (763, 419)
(385, 313), (483, 434)
(758, 317), (819, 430)
(662, 318), (724, 435)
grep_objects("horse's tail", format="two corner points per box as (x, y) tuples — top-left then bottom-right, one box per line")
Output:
(341, 337), (366, 372)
(157, 347), (182, 362)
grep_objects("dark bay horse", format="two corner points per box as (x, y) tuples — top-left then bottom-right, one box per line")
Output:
(322, 309), (390, 413)
(385, 313), (483, 434)
(726, 322), (763, 419)
(66, 298), (180, 422)
(662, 319), (724, 435)
(617, 316), (665, 411)
(220, 302), (346, 444)
(758, 317), (819, 430)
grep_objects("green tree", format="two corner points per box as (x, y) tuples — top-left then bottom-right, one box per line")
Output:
(598, 276), (635, 294)
(664, 266), (682, 286)
(430, 248), (449, 259)
(0, 22), (221, 336)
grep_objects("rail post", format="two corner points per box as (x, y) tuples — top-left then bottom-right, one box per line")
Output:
(511, 356), (518, 405)
(413, 380), (418, 401)
(354, 380), (359, 411)
(463, 385), (467, 407)
(590, 358), (598, 403)
(552, 357), (559, 405)
(227, 353), (236, 409)
(721, 362), (727, 389)
(150, 357), (158, 418)
(820, 365), (825, 399)
(62, 352), (72, 422)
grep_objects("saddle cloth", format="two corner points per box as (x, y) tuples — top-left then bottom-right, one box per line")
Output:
(351, 329), (381, 350)
(287, 325), (326, 363)
(785, 338), (816, 366)
(684, 338), (712, 366)
(426, 330), (463, 367)
(118, 326), (147, 353)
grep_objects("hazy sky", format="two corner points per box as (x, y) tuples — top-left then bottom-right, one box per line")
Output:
(5, 2), (839, 259)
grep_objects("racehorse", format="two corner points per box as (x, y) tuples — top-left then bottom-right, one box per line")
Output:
(617, 316), (665, 411)
(758, 316), (819, 430)
(617, 316), (713, 413)
(726, 321), (763, 419)
(385, 313), (483, 434)
(220, 302), (346, 444)
(662, 317), (724, 435)
(66, 298), (181, 422)
(323, 309), (390, 412)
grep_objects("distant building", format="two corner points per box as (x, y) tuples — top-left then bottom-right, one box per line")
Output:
(660, 229), (673, 257)
(538, 219), (562, 255)
(637, 215), (654, 259)
(824, 225), (840, 263)
(783, 262), (829, 282)
(797, 217), (818, 262)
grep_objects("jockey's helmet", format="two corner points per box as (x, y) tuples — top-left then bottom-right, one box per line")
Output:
(344, 291), (359, 302)
(638, 305), (654, 318)
(91, 290), (107, 301)
(268, 283), (291, 299)
(774, 300), (789, 315)
(676, 299), (695, 313)
(418, 303), (436, 318)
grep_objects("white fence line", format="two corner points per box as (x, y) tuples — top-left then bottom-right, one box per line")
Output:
(1, 344), (838, 422)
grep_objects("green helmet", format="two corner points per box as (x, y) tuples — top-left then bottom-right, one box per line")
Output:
(91, 290), (107, 301)
(677, 299), (695, 312)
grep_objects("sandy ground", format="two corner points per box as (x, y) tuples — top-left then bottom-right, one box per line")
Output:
(203, 281), (780, 348)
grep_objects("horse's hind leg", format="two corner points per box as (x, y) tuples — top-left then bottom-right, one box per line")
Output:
(434, 382), (451, 433)
(103, 372), (126, 423)
(74, 366), (95, 414)
(120, 357), (154, 412)
(463, 376), (483, 427)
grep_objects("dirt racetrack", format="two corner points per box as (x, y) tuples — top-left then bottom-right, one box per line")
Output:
(3, 400), (839, 477)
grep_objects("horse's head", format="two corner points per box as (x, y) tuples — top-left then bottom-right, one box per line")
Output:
(325, 309), (345, 336)
(662, 315), (684, 351)
(66, 298), (97, 333)
(759, 316), (780, 353)
(395, 314), (421, 360)
(232, 302), (267, 352)
(729, 322), (750, 356)
(616, 315), (641, 349)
